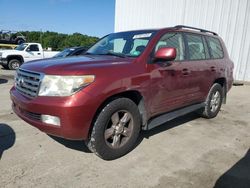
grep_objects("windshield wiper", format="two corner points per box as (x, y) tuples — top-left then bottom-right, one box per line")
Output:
(97, 51), (126, 58)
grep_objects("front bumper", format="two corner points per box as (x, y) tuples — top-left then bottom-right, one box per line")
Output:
(10, 87), (99, 140)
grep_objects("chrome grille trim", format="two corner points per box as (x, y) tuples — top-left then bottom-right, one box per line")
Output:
(15, 68), (43, 98)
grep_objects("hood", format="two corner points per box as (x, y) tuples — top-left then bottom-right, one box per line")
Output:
(0, 49), (23, 55)
(20, 55), (135, 75)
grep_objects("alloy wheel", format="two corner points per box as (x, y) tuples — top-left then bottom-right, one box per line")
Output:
(104, 110), (133, 149)
(210, 91), (221, 112)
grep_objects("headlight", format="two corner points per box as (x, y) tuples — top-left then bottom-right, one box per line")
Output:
(38, 75), (95, 96)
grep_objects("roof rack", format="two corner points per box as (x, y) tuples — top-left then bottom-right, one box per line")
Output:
(174, 25), (218, 36)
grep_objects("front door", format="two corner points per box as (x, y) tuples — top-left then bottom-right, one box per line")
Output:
(24, 44), (43, 62)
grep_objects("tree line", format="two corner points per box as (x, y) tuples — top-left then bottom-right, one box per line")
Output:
(21, 31), (99, 51)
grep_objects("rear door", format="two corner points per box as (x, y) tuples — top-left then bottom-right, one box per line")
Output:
(182, 33), (211, 102)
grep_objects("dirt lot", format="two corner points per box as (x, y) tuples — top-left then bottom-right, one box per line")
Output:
(0, 68), (249, 188)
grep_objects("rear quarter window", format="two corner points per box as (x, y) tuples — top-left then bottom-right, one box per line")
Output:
(206, 37), (224, 59)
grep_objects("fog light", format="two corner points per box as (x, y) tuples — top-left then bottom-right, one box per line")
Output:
(41, 115), (61, 126)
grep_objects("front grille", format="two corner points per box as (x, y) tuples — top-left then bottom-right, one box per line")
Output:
(15, 68), (43, 98)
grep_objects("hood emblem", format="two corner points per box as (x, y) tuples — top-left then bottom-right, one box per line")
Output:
(18, 76), (25, 87)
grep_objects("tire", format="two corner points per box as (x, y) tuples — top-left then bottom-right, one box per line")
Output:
(1, 64), (9, 69)
(8, 59), (21, 70)
(200, 83), (223, 119)
(86, 98), (141, 160)
(16, 38), (25, 45)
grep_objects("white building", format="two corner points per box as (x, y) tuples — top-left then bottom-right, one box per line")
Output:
(115, 0), (250, 81)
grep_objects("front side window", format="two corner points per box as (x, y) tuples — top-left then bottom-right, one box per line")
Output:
(186, 34), (206, 60)
(154, 33), (185, 61)
(87, 31), (156, 57)
(206, 37), (223, 59)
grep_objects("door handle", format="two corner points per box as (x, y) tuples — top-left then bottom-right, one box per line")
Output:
(210, 66), (216, 72)
(182, 68), (190, 75)
(37, 53), (41, 55)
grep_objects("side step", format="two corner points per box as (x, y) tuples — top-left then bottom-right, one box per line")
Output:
(145, 103), (205, 130)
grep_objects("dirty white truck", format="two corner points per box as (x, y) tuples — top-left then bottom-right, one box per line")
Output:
(0, 43), (59, 70)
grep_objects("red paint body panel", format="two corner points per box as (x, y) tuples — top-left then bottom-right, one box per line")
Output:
(10, 27), (234, 140)
(155, 47), (177, 61)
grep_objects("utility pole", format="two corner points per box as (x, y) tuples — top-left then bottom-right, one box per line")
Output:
(40, 29), (43, 47)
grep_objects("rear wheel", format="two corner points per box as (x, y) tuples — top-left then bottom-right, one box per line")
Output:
(200, 83), (223, 119)
(16, 38), (25, 45)
(86, 98), (141, 160)
(8, 59), (21, 70)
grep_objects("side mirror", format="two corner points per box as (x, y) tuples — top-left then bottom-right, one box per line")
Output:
(154, 47), (176, 62)
(26, 47), (30, 52)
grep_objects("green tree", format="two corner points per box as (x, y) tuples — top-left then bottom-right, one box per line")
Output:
(21, 31), (99, 51)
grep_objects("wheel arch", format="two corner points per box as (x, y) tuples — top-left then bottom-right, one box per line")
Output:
(214, 77), (227, 104)
(7, 55), (24, 64)
(87, 90), (147, 138)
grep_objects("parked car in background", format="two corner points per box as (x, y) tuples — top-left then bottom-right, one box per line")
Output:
(0, 43), (59, 70)
(53, 46), (87, 58)
(0, 30), (26, 45)
(11, 25), (234, 160)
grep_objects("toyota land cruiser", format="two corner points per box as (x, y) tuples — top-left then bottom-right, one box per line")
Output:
(10, 25), (234, 160)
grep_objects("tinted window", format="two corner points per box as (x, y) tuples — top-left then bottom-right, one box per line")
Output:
(206, 37), (223, 59)
(186, 34), (206, 60)
(29, 45), (39, 52)
(155, 33), (185, 60)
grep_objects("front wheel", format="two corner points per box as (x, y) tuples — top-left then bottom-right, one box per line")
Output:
(86, 98), (141, 160)
(8, 59), (21, 70)
(1, 64), (9, 69)
(200, 83), (223, 119)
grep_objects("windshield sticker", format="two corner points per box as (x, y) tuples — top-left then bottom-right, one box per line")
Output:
(133, 33), (152, 39)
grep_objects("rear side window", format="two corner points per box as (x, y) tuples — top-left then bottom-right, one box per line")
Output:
(186, 34), (206, 60)
(155, 33), (185, 61)
(29, 45), (39, 52)
(206, 37), (224, 59)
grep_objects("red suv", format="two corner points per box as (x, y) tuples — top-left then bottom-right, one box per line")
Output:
(10, 25), (234, 160)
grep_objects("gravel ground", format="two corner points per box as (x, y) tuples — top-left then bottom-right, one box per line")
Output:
(0, 68), (249, 188)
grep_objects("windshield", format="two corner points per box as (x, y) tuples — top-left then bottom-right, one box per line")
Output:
(15, 43), (28, 51)
(86, 30), (156, 57)
(54, 48), (75, 58)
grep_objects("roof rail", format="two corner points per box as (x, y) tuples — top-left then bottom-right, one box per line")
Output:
(174, 25), (218, 36)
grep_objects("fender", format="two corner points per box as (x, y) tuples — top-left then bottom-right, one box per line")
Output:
(7, 55), (24, 64)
